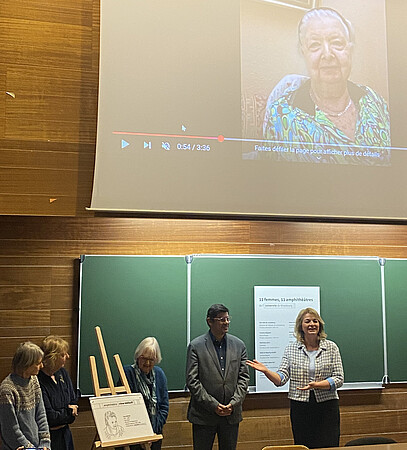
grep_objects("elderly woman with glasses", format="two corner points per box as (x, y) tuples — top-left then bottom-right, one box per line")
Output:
(122, 337), (169, 450)
(263, 7), (390, 165)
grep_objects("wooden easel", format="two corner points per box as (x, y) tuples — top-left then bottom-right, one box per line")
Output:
(89, 326), (163, 450)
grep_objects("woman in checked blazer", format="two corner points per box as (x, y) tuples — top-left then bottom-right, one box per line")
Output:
(247, 307), (344, 449)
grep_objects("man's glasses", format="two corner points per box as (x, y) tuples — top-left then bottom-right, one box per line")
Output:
(212, 316), (231, 323)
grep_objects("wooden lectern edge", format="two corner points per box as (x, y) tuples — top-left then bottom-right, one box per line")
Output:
(95, 434), (163, 447)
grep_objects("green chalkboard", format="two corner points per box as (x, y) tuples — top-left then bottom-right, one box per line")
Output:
(384, 258), (407, 382)
(78, 255), (187, 394)
(79, 254), (388, 394)
(190, 256), (384, 385)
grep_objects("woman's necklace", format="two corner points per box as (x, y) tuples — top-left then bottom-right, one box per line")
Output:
(310, 89), (353, 118)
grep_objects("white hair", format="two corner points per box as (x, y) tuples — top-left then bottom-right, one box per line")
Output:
(134, 336), (162, 364)
(298, 7), (354, 48)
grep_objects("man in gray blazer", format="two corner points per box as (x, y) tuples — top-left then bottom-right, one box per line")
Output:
(186, 304), (250, 450)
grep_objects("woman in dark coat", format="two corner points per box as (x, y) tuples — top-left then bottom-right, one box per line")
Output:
(38, 335), (79, 450)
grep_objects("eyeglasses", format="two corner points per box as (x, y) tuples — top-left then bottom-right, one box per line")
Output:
(212, 316), (231, 323)
(139, 356), (156, 363)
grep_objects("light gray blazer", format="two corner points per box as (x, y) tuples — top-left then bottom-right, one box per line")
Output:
(186, 332), (249, 425)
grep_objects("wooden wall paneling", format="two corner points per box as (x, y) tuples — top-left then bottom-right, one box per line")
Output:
(2, 224), (407, 258)
(4, 67), (97, 142)
(0, 359), (13, 383)
(0, 140), (95, 172)
(0, 217), (406, 257)
(91, 0), (100, 73)
(247, 243), (407, 258)
(239, 414), (292, 441)
(0, 194), (86, 217)
(0, 216), (252, 243)
(0, 326), (51, 338)
(0, 255), (78, 266)
(246, 221), (407, 257)
(341, 409), (407, 436)
(0, 265), (53, 285)
(0, 310), (50, 328)
(50, 309), (74, 328)
(1, 19), (93, 71)
(0, 65), (5, 138)
(48, 326), (74, 339)
(0, 216), (404, 257)
(0, 336), (45, 357)
(250, 221), (407, 257)
(0, 0), (94, 26)
(0, 140), (94, 214)
(0, 248), (77, 380)
(50, 285), (77, 310)
(0, 238), (255, 257)
(0, 0), (98, 216)
(0, 167), (91, 207)
(0, 286), (51, 309)
(162, 420), (194, 447)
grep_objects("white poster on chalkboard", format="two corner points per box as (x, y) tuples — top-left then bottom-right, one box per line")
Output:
(90, 393), (155, 444)
(254, 286), (320, 392)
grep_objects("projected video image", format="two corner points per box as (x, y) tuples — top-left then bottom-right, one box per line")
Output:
(241, 1), (391, 165)
(91, 0), (407, 218)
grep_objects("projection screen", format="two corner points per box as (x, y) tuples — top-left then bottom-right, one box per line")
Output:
(90, 0), (407, 219)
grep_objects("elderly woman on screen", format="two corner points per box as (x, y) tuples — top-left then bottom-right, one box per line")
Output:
(0, 342), (51, 450)
(263, 7), (391, 165)
(38, 335), (79, 450)
(247, 308), (344, 449)
(123, 337), (169, 450)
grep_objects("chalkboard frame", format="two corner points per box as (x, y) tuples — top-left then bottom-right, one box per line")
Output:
(78, 254), (396, 395)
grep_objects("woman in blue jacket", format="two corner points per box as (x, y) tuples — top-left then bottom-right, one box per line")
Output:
(123, 337), (169, 450)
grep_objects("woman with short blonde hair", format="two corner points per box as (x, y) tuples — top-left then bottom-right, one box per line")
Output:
(41, 335), (70, 371)
(38, 335), (78, 450)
